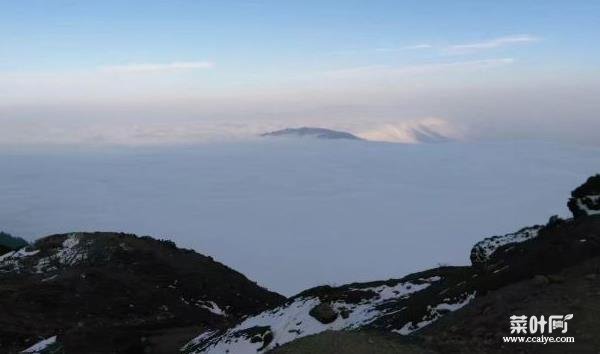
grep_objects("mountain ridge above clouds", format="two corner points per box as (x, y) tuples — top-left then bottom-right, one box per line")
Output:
(261, 118), (459, 144)
(261, 127), (364, 141)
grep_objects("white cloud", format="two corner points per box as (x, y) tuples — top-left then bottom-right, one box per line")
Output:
(449, 34), (540, 52)
(402, 43), (433, 50)
(99, 61), (215, 73)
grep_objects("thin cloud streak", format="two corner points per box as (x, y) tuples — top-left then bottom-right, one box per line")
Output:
(374, 35), (538, 54)
(99, 61), (215, 73)
(375, 44), (432, 52)
(402, 44), (433, 50)
(449, 34), (540, 51)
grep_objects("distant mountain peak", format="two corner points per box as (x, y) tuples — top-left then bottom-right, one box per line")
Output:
(261, 127), (363, 141)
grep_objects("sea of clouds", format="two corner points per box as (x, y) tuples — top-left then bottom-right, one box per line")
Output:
(1, 139), (599, 295)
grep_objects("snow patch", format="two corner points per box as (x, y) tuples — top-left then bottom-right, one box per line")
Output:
(181, 330), (219, 352)
(21, 336), (57, 353)
(0, 234), (90, 275)
(200, 301), (226, 316)
(55, 235), (86, 265)
(0, 248), (40, 273)
(0, 250), (16, 262)
(35, 234), (88, 273)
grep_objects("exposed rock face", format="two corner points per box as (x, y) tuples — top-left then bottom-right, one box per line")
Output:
(0, 232), (285, 353)
(568, 174), (600, 217)
(261, 127), (363, 140)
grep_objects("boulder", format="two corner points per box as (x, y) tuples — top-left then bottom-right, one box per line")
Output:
(309, 303), (338, 324)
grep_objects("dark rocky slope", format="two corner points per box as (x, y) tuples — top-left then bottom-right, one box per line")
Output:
(272, 330), (435, 354)
(0, 232), (284, 353)
(419, 255), (600, 353)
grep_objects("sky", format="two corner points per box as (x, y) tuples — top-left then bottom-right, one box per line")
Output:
(1, 0), (599, 145)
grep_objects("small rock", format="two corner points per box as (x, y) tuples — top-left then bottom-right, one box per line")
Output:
(585, 274), (597, 281)
(532, 275), (549, 286)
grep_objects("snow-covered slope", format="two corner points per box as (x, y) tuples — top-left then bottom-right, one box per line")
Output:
(183, 273), (475, 353)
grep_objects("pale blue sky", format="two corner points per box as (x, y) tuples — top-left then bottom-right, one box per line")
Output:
(0, 1), (599, 144)
(2, 1), (599, 72)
